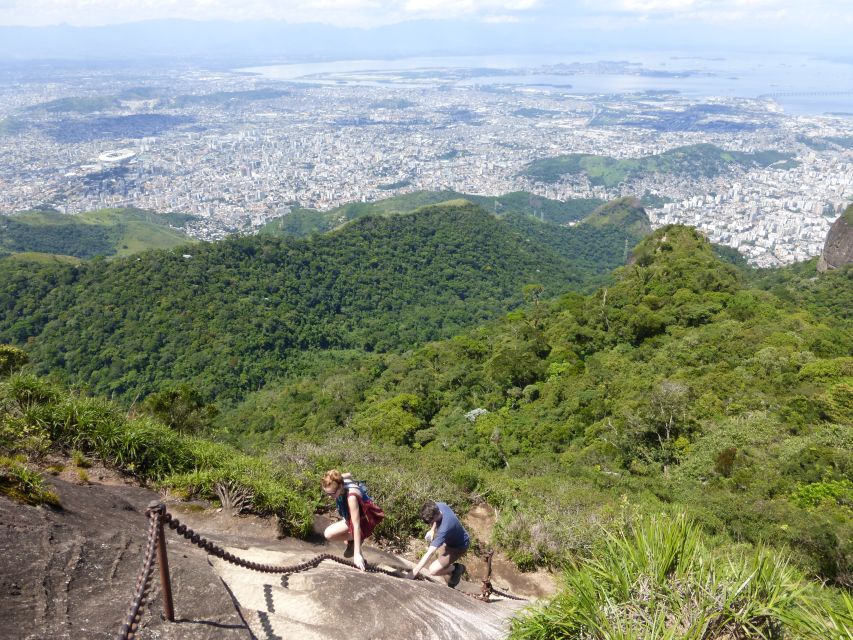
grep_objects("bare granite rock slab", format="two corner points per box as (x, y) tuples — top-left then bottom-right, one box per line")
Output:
(0, 478), (250, 640)
(211, 547), (521, 640)
(1, 477), (524, 640)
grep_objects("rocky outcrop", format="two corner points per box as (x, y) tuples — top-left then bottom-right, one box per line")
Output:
(213, 547), (520, 640)
(1, 478), (522, 639)
(818, 204), (853, 272)
(0, 479), (249, 640)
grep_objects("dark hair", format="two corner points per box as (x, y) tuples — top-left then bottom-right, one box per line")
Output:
(420, 500), (440, 524)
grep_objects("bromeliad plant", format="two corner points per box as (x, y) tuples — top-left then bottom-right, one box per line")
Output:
(509, 514), (843, 640)
(0, 455), (60, 507)
(0, 371), (314, 535)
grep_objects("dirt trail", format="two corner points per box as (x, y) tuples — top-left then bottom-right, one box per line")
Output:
(462, 503), (557, 599)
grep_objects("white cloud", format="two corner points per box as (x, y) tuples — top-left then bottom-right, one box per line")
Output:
(0, 0), (849, 34)
(0, 0), (542, 26)
(621, 0), (699, 11)
(578, 0), (853, 27)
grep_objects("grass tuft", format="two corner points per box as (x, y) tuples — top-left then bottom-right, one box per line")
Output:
(509, 514), (844, 640)
(0, 455), (61, 507)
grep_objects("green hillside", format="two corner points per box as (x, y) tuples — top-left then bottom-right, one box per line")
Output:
(259, 190), (606, 237)
(0, 252), (82, 266)
(499, 198), (651, 289)
(1, 220), (850, 638)
(0, 202), (646, 403)
(27, 96), (120, 114)
(523, 143), (799, 187)
(23, 88), (291, 114)
(0, 208), (196, 259)
(217, 225), (852, 587)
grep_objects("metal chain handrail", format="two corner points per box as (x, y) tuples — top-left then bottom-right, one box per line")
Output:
(116, 502), (527, 638)
(162, 508), (421, 579)
(116, 504), (163, 640)
(163, 509), (527, 601)
(488, 585), (527, 602)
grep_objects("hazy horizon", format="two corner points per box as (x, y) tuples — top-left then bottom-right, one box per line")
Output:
(0, 0), (851, 62)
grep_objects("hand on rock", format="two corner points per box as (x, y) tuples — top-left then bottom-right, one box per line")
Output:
(353, 553), (366, 571)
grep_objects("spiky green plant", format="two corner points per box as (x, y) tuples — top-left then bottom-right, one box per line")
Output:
(0, 455), (60, 507)
(799, 591), (853, 640)
(0, 372), (315, 535)
(509, 515), (839, 640)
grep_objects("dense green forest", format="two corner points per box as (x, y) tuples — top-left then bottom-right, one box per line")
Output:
(216, 226), (851, 588)
(523, 143), (798, 186)
(0, 208), (195, 259)
(0, 201), (646, 403)
(1, 209), (850, 637)
(258, 190), (607, 237)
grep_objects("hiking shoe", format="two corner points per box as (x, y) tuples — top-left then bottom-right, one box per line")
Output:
(448, 563), (465, 588)
(343, 541), (354, 558)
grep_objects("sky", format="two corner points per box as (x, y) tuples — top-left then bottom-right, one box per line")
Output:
(0, 0), (851, 31)
(0, 0), (850, 59)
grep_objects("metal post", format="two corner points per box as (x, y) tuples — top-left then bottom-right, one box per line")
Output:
(480, 549), (494, 601)
(148, 501), (175, 622)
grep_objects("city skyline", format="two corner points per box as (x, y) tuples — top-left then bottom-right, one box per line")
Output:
(1, 59), (849, 267)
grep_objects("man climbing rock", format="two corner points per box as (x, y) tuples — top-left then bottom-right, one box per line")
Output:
(408, 500), (469, 587)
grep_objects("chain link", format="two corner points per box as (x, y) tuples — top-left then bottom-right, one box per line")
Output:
(487, 586), (528, 602)
(163, 510), (422, 578)
(115, 505), (163, 640)
(117, 504), (527, 638)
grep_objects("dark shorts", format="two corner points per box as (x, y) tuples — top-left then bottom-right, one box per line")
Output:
(441, 545), (468, 564)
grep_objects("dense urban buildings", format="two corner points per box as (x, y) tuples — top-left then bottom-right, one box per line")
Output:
(0, 62), (850, 266)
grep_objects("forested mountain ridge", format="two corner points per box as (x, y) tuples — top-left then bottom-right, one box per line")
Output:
(219, 225), (852, 585)
(0, 207), (196, 259)
(258, 189), (607, 237)
(0, 202), (646, 403)
(501, 196), (651, 261)
(523, 142), (798, 187)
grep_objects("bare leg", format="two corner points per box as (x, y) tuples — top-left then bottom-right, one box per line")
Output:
(427, 547), (466, 585)
(323, 519), (352, 542)
(427, 555), (455, 584)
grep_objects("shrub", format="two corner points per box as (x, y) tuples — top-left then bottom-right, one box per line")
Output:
(509, 515), (840, 640)
(0, 456), (60, 507)
(492, 502), (605, 570)
(142, 384), (218, 434)
(798, 357), (853, 383)
(351, 393), (424, 446)
(0, 345), (28, 377)
(0, 415), (50, 458)
(713, 447), (737, 478)
(790, 479), (853, 509)
(819, 383), (853, 424)
(71, 449), (91, 469)
(75, 468), (89, 484)
(4, 374), (60, 411)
